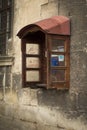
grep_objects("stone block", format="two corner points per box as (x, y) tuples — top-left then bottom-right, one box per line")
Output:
(41, 0), (58, 19)
(18, 105), (38, 123)
(18, 88), (31, 105)
(0, 102), (5, 116)
(78, 92), (87, 109)
(37, 89), (68, 109)
(18, 88), (38, 105)
(37, 106), (58, 126)
(70, 51), (87, 91)
(13, 73), (22, 89)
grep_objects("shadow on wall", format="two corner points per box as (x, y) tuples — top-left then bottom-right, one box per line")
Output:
(37, 89), (76, 109)
(37, 88), (87, 119)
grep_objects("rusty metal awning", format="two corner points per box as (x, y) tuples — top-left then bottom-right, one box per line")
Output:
(17, 16), (70, 38)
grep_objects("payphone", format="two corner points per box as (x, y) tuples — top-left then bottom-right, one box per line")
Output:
(17, 16), (70, 89)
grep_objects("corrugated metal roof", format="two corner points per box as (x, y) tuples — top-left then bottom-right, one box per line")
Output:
(17, 16), (70, 38)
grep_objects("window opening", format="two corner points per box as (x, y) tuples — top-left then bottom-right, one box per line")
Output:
(48, 35), (70, 89)
(0, 0), (13, 55)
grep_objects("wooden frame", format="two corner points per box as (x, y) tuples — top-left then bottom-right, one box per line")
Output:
(47, 34), (70, 89)
(21, 32), (47, 88)
(21, 34), (70, 89)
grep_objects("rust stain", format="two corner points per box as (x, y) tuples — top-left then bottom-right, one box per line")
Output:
(17, 16), (70, 38)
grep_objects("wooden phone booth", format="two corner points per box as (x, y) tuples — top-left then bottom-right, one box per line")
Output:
(17, 16), (70, 89)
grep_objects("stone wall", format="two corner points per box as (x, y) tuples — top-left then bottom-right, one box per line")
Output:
(0, 0), (87, 130)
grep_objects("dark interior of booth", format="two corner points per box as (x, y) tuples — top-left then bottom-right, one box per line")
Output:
(23, 31), (47, 88)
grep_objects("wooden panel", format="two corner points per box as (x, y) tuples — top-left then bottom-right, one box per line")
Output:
(26, 71), (40, 82)
(26, 57), (40, 68)
(47, 35), (70, 89)
(26, 43), (39, 55)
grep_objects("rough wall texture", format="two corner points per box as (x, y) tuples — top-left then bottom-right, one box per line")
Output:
(0, 0), (87, 130)
(58, 0), (87, 113)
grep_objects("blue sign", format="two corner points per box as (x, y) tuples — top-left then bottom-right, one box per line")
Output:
(51, 56), (59, 66)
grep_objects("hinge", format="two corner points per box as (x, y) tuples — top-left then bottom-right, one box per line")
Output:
(45, 50), (47, 57)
